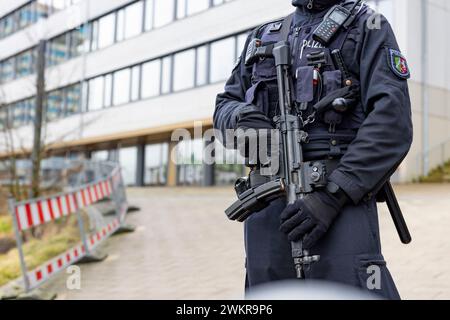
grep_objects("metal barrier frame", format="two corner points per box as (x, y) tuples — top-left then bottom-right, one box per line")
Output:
(7, 161), (129, 293)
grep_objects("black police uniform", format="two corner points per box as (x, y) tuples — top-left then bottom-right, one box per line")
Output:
(214, 0), (413, 300)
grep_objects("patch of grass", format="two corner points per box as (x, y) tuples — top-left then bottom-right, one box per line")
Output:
(419, 160), (450, 183)
(0, 216), (81, 287)
(0, 249), (22, 286)
(0, 216), (13, 236)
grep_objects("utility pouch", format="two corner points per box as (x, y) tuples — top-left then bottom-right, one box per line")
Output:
(323, 70), (342, 95)
(295, 66), (315, 104)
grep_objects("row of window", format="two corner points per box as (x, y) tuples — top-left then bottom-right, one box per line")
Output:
(91, 141), (243, 186)
(0, 48), (37, 83)
(0, 82), (81, 129)
(0, 30), (248, 129)
(0, 0), (81, 40)
(0, 0), (235, 84)
(0, 141), (243, 187)
(87, 31), (245, 111)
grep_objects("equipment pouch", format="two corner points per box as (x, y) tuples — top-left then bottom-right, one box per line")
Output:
(295, 66), (315, 104)
(323, 70), (342, 95)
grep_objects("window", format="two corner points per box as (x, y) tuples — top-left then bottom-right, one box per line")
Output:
(173, 49), (195, 92)
(28, 98), (36, 123)
(153, 0), (174, 28)
(131, 65), (141, 101)
(116, 9), (125, 42)
(176, 138), (204, 186)
(113, 68), (131, 105)
(48, 33), (68, 66)
(46, 89), (64, 121)
(90, 20), (99, 51)
(178, 0), (210, 19)
(141, 60), (161, 98)
(18, 2), (35, 29)
(176, 0), (186, 19)
(209, 37), (235, 83)
(88, 76), (104, 111)
(0, 0), (80, 40)
(81, 80), (89, 111)
(2, 14), (15, 39)
(97, 13), (115, 49)
(12, 100), (31, 127)
(144, 0), (154, 30)
(1, 57), (15, 83)
(119, 146), (138, 186)
(186, 0), (210, 16)
(124, 1), (143, 39)
(195, 45), (208, 86)
(161, 56), (172, 94)
(15, 49), (35, 77)
(0, 108), (8, 130)
(104, 74), (113, 107)
(69, 25), (89, 58)
(65, 84), (81, 115)
(145, 143), (168, 185)
(91, 150), (109, 161)
(36, 0), (51, 19)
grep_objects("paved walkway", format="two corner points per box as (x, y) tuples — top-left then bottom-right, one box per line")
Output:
(44, 184), (450, 300)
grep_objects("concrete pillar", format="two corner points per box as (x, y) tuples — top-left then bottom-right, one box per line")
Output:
(136, 143), (145, 187)
(167, 141), (178, 187)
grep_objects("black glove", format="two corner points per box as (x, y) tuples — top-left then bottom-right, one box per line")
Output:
(279, 188), (348, 249)
(235, 105), (275, 165)
(236, 105), (274, 130)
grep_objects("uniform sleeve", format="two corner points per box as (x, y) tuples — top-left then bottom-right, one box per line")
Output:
(213, 33), (254, 145)
(328, 15), (413, 204)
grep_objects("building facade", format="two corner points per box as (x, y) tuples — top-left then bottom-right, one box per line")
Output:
(0, 0), (449, 186)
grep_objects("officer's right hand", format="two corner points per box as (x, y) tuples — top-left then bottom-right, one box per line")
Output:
(236, 105), (274, 130)
(235, 105), (274, 164)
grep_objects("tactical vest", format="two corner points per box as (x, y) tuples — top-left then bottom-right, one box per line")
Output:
(245, 3), (369, 161)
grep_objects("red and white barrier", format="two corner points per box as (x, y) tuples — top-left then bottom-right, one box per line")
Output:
(14, 179), (113, 232)
(8, 161), (129, 293)
(27, 218), (122, 289)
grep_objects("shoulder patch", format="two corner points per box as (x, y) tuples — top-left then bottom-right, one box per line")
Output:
(269, 22), (283, 33)
(387, 48), (410, 79)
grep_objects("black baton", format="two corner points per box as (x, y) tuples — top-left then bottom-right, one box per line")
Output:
(381, 182), (412, 244)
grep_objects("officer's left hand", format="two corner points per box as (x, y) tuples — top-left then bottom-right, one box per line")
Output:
(279, 190), (348, 249)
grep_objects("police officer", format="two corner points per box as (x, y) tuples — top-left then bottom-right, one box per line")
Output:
(214, 0), (413, 300)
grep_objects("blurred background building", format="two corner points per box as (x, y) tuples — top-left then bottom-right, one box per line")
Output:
(0, 0), (449, 187)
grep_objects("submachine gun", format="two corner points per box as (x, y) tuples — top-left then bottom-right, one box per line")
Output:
(225, 31), (412, 280)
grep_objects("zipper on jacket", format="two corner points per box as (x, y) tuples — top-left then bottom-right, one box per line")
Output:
(292, 26), (302, 76)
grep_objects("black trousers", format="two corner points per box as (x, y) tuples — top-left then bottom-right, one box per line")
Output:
(244, 197), (400, 300)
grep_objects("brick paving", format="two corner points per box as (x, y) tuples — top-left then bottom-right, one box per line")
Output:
(43, 184), (450, 300)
